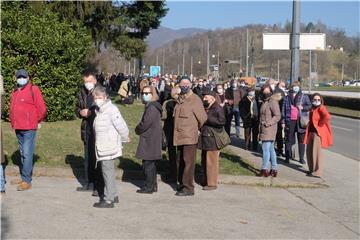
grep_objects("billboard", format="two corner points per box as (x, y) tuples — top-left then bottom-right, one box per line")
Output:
(150, 66), (161, 77)
(263, 33), (326, 50)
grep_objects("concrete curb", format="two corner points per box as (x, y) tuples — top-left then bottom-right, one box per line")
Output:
(5, 165), (328, 189)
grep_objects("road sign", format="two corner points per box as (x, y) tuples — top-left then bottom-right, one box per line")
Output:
(263, 33), (326, 50)
(150, 66), (161, 77)
(224, 60), (240, 64)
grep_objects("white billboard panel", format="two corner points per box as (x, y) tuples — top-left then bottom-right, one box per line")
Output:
(263, 33), (290, 50)
(300, 33), (326, 50)
(263, 33), (326, 50)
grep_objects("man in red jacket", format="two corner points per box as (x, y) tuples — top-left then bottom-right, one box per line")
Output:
(9, 69), (46, 191)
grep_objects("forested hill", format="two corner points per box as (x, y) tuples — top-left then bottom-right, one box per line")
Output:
(144, 21), (359, 82)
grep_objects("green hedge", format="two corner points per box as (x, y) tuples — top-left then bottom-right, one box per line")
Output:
(1, 2), (92, 121)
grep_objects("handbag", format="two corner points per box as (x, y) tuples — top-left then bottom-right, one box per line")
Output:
(210, 127), (231, 150)
(299, 94), (309, 128)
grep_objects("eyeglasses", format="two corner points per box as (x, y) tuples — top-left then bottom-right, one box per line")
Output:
(142, 92), (151, 95)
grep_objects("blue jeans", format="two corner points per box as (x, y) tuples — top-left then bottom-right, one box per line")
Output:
(0, 165), (5, 192)
(262, 141), (277, 170)
(15, 130), (37, 184)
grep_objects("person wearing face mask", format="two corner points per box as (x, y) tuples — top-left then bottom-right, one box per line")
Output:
(198, 89), (226, 190)
(215, 84), (226, 107)
(161, 85), (181, 182)
(258, 84), (281, 177)
(282, 81), (311, 164)
(135, 86), (163, 194)
(303, 93), (332, 178)
(9, 69), (47, 191)
(92, 87), (129, 208)
(76, 70), (99, 195)
(239, 87), (259, 151)
(224, 79), (242, 137)
(193, 78), (207, 98)
(274, 80), (287, 156)
(173, 76), (207, 196)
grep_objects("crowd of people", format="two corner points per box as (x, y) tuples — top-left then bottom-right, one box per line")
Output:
(1, 68), (333, 209)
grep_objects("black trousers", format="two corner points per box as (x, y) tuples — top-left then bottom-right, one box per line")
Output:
(142, 160), (157, 190)
(276, 122), (284, 154)
(244, 119), (259, 151)
(88, 133), (104, 196)
(285, 120), (305, 161)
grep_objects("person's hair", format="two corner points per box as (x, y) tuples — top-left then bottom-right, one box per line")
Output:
(92, 86), (108, 98)
(261, 83), (272, 93)
(311, 92), (325, 104)
(171, 85), (181, 99)
(290, 81), (300, 88)
(142, 86), (159, 101)
(82, 69), (97, 79)
(216, 83), (224, 89)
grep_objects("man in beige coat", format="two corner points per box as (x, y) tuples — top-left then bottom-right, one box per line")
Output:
(173, 77), (207, 196)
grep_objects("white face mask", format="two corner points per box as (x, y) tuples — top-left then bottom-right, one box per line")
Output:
(248, 91), (255, 97)
(95, 99), (105, 107)
(85, 82), (95, 91)
(312, 100), (321, 107)
(271, 84), (275, 91)
(280, 86), (286, 92)
(240, 82), (246, 87)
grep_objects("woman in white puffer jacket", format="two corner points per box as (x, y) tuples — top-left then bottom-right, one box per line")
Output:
(92, 86), (129, 208)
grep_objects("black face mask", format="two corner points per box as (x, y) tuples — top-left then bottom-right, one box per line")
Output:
(203, 100), (210, 108)
(262, 92), (272, 99)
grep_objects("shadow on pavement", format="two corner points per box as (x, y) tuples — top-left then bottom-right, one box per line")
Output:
(65, 154), (86, 186)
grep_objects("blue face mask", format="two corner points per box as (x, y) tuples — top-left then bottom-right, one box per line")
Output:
(293, 86), (300, 93)
(180, 86), (190, 95)
(17, 78), (28, 86)
(143, 94), (151, 102)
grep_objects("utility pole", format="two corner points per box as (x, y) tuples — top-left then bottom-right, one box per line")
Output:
(309, 50), (312, 93)
(217, 51), (220, 82)
(162, 51), (165, 75)
(246, 28), (249, 78)
(190, 56), (193, 76)
(290, 0), (300, 84)
(341, 63), (344, 84)
(182, 51), (185, 75)
(239, 46), (242, 77)
(206, 38), (210, 78)
(133, 59), (136, 76)
(156, 55), (159, 66)
(277, 59), (280, 82)
(177, 64), (180, 76)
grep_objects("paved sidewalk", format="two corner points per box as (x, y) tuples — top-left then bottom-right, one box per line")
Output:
(1, 143), (359, 239)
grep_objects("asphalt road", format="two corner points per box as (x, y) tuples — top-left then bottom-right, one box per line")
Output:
(330, 115), (360, 160)
(303, 90), (360, 98)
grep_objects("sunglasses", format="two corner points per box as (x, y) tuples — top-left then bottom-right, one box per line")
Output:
(142, 92), (151, 95)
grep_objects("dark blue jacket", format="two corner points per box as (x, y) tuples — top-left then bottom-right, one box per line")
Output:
(282, 90), (311, 133)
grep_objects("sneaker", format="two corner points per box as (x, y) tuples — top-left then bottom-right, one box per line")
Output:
(10, 179), (23, 185)
(113, 196), (119, 203)
(299, 159), (306, 164)
(17, 182), (31, 191)
(175, 190), (194, 196)
(93, 200), (114, 208)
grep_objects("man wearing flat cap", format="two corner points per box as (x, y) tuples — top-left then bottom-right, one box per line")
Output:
(173, 76), (207, 196)
(9, 69), (47, 191)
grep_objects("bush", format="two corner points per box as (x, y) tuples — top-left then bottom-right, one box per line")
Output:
(1, 2), (92, 121)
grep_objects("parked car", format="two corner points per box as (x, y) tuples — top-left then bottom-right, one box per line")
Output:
(349, 80), (360, 87)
